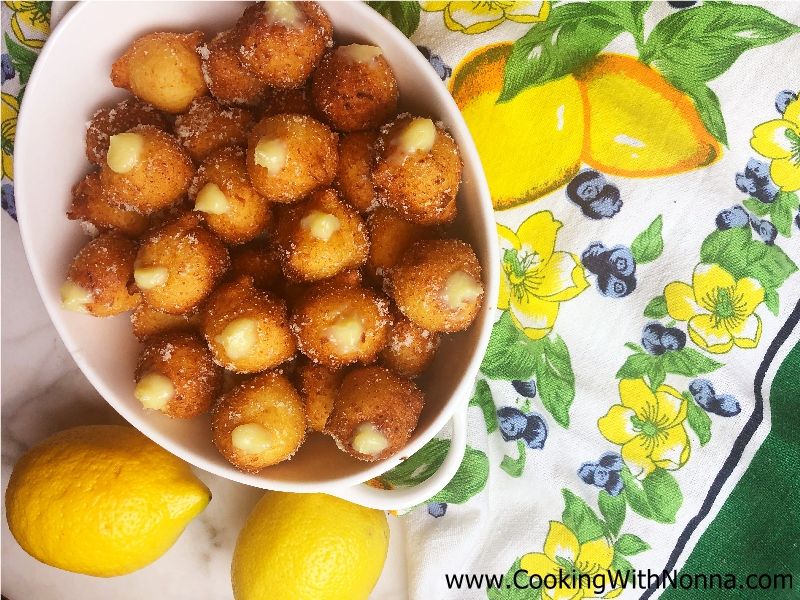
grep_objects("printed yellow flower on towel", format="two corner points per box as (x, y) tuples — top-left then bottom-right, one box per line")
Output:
(421, 1), (550, 34)
(498, 211), (588, 340)
(4, 1), (51, 48)
(664, 263), (764, 354)
(750, 98), (800, 192)
(598, 379), (689, 479)
(520, 521), (622, 600)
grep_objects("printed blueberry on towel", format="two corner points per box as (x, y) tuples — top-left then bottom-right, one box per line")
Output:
(578, 452), (624, 496)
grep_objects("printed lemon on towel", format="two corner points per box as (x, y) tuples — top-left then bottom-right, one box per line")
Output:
(577, 54), (720, 177)
(5, 425), (210, 576)
(451, 43), (584, 210)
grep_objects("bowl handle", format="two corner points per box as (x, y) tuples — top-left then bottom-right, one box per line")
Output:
(329, 406), (469, 511)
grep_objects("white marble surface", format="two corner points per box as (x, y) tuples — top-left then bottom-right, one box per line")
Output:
(0, 211), (408, 598)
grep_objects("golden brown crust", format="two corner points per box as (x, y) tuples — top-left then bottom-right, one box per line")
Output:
(336, 130), (379, 213)
(201, 275), (296, 373)
(130, 304), (199, 341)
(365, 206), (435, 282)
(200, 29), (268, 106)
(99, 125), (195, 215)
(311, 47), (398, 131)
(387, 239), (484, 332)
(290, 282), (391, 368)
(229, 242), (282, 290)
(85, 98), (170, 165)
(66, 233), (140, 316)
(174, 97), (253, 162)
(211, 370), (307, 472)
(372, 114), (462, 225)
(326, 366), (424, 461)
(135, 331), (222, 418)
(259, 84), (316, 119)
(134, 213), (230, 314)
(189, 145), (271, 245)
(246, 113), (338, 202)
(234, 1), (332, 89)
(295, 359), (343, 431)
(379, 309), (440, 378)
(275, 188), (368, 282)
(111, 31), (207, 113)
(67, 172), (150, 237)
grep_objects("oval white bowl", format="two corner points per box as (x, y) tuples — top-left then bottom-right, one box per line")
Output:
(15, 0), (498, 508)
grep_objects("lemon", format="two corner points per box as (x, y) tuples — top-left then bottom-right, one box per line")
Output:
(577, 53), (720, 177)
(232, 492), (389, 600)
(5, 424), (211, 577)
(450, 43), (584, 210)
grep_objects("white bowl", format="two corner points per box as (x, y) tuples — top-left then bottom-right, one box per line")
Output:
(15, 0), (498, 510)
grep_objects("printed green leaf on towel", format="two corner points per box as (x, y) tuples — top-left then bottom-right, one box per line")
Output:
(367, 1), (421, 37)
(631, 215), (664, 264)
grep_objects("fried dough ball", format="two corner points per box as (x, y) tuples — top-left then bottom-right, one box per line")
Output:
(295, 359), (343, 431)
(111, 31), (207, 114)
(336, 131), (378, 212)
(60, 233), (140, 317)
(130, 304), (200, 341)
(379, 310), (440, 378)
(134, 213), (229, 314)
(327, 366), (424, 462)
(133, 331), (222, 418)
(275, 188), (368, 282)
(189, 146), (271, 245)
(246, 113), (337, 203)
(260, 84), (315, 119)
(211, 371), (306, 472)
(324, 268), (362, 288)
(85, 98), (170, 165)
(67, 172), (149, 237)
(229, 243), (282, 289)
(199, 30), (268, 107)
(99, 125), (194, 215)
(235, 1), (332, 89)
(366, 206), (435, 281)
(311, 44), (398, 132)
(388, 239), (484, 333)
(373, 114), (462, 225)
(201, 275), (296, 373)
(174, 97), (253, 162)
(291, 283), (391, 368)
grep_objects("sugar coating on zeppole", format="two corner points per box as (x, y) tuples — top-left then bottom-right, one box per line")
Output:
(312, 44), (398, 132)
(326, 366), (424, 462)
(365, 206), (435, 281)
(260, 84), (316, 119)
(85, 98), (169, 165)
(372, 114), (462, 225)
(67, 172), (149, 237)
(174, 97), (253, 162)
(229, 242), (282, 290)
(291, 282), (391, 368)
(60, 233), (140, 317)
(275, 188), (368, 282)
(247, 113), (337, 203)
(189, 146), (271, 245)
(201, 275), (296, 373)
(111, 31), (207, 113)
(388, 239), (484, 332)
(133, 213), (229, 314)
(131, 304), (199, 341)
(336, 130), (378, 213)
(379, 309), (440, 378)
(295, 359), (343, 432)
(134, 331), (222, 418)
(99, 125), (194, 215)
(235, 1), (332, 89)
(198, 29), (268, 107)
(211, 371), (306, 472)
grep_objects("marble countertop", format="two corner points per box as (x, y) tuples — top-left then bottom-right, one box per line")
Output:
(0, 215), (409, 598)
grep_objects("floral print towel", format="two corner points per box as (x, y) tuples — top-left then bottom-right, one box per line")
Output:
(369, 2), (800, 598)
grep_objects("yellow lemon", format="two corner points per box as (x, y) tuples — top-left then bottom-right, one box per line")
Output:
(450, 42), (584, 210)
(5, 425), (211, 577)
(232, 492), (389, 600)
(577, 53), (720, 177)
